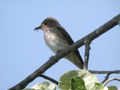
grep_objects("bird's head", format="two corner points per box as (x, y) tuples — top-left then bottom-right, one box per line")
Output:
(34, 17), (60, 31)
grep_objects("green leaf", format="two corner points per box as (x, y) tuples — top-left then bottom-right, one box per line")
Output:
(24, 81), (56, 90)
(108, 86), (117, 90)
(71, 76), (86, 90)
(58, 70), (99, 90)
(92, 83), (108, 90)
(93, 83), (104, 90)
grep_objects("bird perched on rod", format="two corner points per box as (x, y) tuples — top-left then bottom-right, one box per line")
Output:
(34, 17), (83, 69)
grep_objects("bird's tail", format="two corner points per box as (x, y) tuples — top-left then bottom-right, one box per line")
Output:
(65, 51), (84, 69)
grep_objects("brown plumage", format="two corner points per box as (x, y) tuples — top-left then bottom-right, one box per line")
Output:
(35, 17), (83, 69)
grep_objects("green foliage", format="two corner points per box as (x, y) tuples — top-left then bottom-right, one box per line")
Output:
(58, 70), (100, 90)
(92, 83), (104, 90)
(24, 81), (56, 90)
(108, 86), (117, 90)
(24, 70), (118, 90)
(71, 76), (86, 90)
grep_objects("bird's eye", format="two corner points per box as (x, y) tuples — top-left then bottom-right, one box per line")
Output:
(44, 22), (47, 25)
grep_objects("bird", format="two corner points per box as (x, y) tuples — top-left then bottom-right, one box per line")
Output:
(34, 17), (83, 69)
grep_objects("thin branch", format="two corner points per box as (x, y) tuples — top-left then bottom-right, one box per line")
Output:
(84, 40), (91, 70)
(39, 74), (58, 85)
(9, 14), (120, 90)
(89, 70), (120, 74)
(9, 56), (61, 90)
(101, 73), (112, 83)
(103, 78), (120, 86)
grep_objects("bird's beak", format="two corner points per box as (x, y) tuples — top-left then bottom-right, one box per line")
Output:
(34, 25), (42, 31)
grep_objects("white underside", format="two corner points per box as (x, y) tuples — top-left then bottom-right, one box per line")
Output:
(44, 30), (69, 53)
(43, 29), (82, 68)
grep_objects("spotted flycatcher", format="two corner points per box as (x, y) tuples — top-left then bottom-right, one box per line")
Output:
(34, 17), (83, 69)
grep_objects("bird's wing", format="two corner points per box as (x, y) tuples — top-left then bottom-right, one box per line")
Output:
(56, 26), (84, 69)
(56, 26), (74, 45)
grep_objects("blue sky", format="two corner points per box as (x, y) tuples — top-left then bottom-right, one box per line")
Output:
(0, 0), (120, 89)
